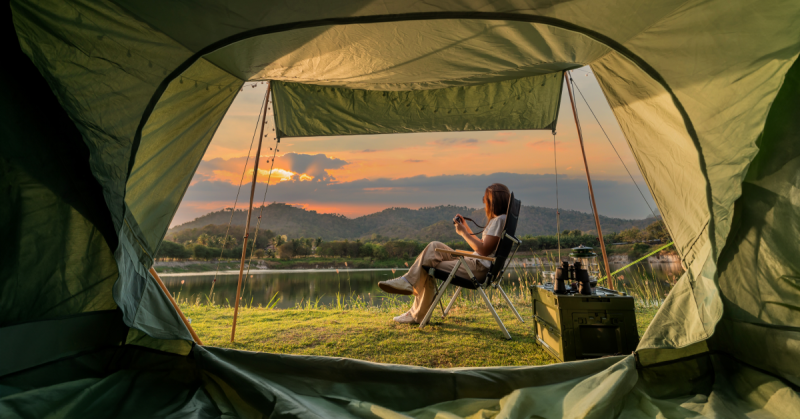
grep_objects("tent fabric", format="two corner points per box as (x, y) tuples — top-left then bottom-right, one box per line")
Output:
(0, 2), (119, 329)
(590, 0), (800, 358)
(3, 347), (799, 418)
(201, 20), (612, 91)
(272, 73), (564, 137)
(704, 56), (800, 387)
(4, 0), (800, 417)
(0, 310), (128, 377)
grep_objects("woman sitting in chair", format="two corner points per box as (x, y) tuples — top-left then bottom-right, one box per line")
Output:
(378, 183), (511, 323)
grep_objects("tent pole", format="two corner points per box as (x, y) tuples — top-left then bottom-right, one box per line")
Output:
(231, 82), (271, 343)
(149, 267), (203, 345)
(564, 72), (614, 291)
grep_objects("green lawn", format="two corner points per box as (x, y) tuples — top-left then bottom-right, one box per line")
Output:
(181, 303), (659, 368)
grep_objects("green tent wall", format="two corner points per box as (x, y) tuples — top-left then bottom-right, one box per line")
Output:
(2, 0), (800, 417)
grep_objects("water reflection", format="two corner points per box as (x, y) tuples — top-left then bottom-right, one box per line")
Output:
(163, 269), (416, 309)
(162, 261), (685, 308)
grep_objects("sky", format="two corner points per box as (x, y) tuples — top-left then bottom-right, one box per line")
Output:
(172, 67), (658, 227)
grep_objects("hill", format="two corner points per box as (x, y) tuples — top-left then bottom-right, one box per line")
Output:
(167, 203), (657, 241)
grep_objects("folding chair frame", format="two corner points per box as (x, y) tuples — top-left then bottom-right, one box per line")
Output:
(418, 233), (524, 339)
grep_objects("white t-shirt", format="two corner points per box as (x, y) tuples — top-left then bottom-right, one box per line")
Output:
(471, 214), (506, 268)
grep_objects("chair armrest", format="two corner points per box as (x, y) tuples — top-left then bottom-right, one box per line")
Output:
(435, 248), (496, 262)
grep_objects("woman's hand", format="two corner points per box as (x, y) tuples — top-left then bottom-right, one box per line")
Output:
(454, 214), (468, 235)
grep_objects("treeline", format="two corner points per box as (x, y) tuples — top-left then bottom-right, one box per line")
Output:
(156, 220), (670, 261)
(157, 224), (278, 261)
(166, 224), (275, 248)
(156, 240), (263, 260)
(516, 221), (670, 252)
(313, 240), (426, 260)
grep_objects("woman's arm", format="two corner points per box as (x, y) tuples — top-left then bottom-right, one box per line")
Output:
(454, 217), (500, 256)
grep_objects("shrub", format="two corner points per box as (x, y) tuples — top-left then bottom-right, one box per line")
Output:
(629, 243), (651, 259)
(192, 244), (212, 260)
(383, 240), (420, 258)
(156, 240), (191, 259)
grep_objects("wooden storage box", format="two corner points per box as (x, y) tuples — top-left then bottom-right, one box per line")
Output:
(529, 284), (639, 363)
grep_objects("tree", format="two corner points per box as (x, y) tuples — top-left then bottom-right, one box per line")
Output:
(279, 238), (311, 259)
(373, 244), (389, 260)
(221, 236), (238, 249)
(619, 227), (642, 243)
(644, 221), (670, 243)
(196, 233), (211, 246)
(156, 241), (191, 259)
(192, 244), (213, 260)
(278, 242), (295, 259)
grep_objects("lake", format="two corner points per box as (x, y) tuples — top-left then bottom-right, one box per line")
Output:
(162, 261), (684, 309)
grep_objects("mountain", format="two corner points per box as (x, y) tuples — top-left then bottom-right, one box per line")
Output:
(167, 203), (657, 241)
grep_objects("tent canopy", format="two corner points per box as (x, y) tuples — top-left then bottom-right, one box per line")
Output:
(2, 0), (800, 417)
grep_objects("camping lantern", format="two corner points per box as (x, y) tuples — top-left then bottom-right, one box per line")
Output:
(569, 244), (600, 281)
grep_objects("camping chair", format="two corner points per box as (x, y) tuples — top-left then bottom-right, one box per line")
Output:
(419, 193), (524, 339)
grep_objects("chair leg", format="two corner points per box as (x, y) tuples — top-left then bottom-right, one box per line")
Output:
(428, 268), (447, 318)
(478, 287), (511, 339)
(419, 259), (461, 329)
(498, 286), (525, 323)
(443, 286), (461, 317)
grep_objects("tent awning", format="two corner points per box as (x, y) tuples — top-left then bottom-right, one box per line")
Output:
(272, 73), (564, 137)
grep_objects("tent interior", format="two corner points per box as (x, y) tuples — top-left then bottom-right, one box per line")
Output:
(2, 0), (800, 417)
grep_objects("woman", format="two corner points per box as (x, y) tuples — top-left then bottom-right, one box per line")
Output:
(378, 183), (511, 323)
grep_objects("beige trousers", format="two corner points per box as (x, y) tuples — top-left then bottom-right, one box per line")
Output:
(405, 242), (488, 322)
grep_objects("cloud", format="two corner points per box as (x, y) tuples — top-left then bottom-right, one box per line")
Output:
(430, 138), (479, 147)
(361, 149), (377, 153)
(488, 139), (508, 144)
(196, 153), (348, 183)
(174, 172), (657, 225)
(404, 159), (425, 163)
(526, 140), (554, 150)
(278, 153), (348, 181)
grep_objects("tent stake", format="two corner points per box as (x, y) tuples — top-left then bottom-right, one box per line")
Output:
(564, 72), (614, 290)
(231, 82), (271, 343)
(149, 267), (203, 345)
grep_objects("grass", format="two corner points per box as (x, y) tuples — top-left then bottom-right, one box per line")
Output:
(179, 285), (660, 368)
(183, 304), (550, 367)
(172, 252), (670, 368)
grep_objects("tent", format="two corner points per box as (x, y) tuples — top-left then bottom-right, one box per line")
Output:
(2, 0), (799, 417)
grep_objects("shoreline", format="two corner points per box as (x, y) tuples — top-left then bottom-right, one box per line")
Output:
(159, 267), (412, 277)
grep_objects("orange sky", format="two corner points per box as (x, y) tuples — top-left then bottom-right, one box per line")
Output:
(174, 68), (658, 226)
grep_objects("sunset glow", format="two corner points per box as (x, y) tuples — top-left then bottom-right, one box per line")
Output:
(173, 68), (658, 227)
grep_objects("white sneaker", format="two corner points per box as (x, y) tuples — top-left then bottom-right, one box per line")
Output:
(379, 277), (413, 295)
(393, 311), (416, 324)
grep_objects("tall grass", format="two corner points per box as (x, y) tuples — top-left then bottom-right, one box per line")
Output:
(174, 260), (676, 314)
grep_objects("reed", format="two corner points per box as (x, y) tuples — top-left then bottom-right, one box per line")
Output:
(174, 260), (675, 315)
